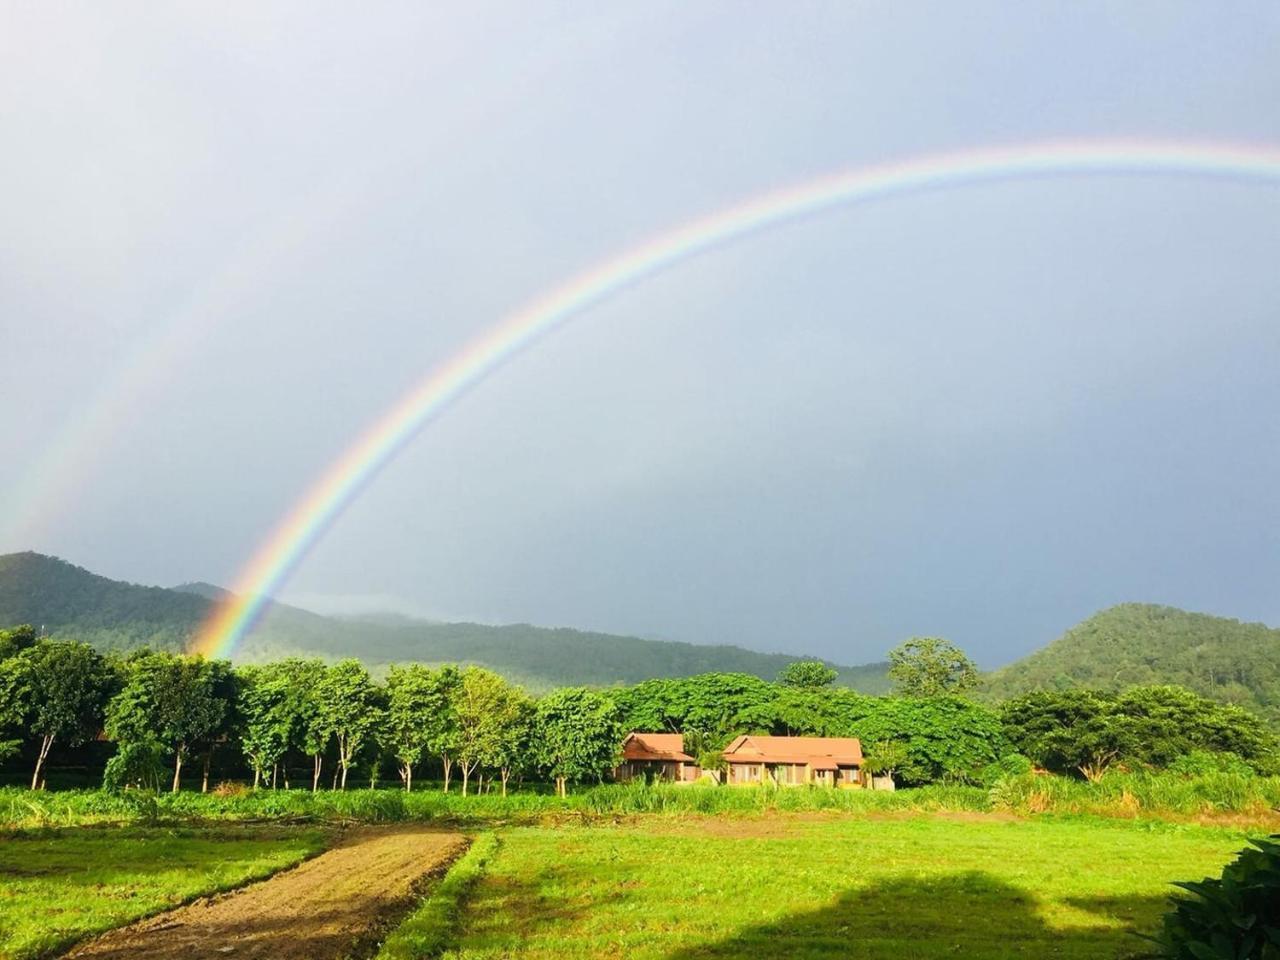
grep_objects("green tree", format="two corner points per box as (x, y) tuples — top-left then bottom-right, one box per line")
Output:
(888, 637), (978, 698)
(421, 665), (462, 792)
(315, 659), (381, 790)
(0, 624), (38, 660)
(778, 660), (838, 689)
(237, 662), (301, 789)
(453, 667), (526, 796)
(103, 653), (231, 792)
(862, 739), (908, 786)
(385, 664), (439, 792)
(0, 654), (32, 763)
(19, 640), (114, 789)
(533, 687), (625, 797)
(999, 689), (1122, 780)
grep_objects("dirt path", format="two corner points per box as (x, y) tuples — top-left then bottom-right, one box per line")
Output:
(61, 827), (468, 960)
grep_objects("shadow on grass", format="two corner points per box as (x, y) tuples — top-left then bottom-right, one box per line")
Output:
(662, 872), (1169, 960)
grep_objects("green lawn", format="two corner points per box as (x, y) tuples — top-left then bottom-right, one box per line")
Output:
(447, 815), (1254, 959)
(0, 825), (327, 960)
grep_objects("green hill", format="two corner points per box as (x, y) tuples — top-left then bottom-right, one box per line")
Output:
(0, 552), (890, 692)
(982, 603), (1280, 724)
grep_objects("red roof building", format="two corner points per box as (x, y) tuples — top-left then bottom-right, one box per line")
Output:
(615, 732), (701, 783)
(722, 735), (864, 788)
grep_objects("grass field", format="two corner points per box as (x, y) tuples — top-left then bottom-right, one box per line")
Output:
(441, 815), (1256, 959)
(0, 825), (327, 960)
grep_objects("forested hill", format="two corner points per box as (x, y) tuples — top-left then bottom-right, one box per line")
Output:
(0, 553), (890, 692)
(982, 603), (1280, 724)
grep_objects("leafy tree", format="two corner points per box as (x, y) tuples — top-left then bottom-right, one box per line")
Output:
(533, 687), (624, 797)
(862, 740), (908, 785)
(0, 654), (31, 763)
(477, 682), (533, 796)
(453, 667), (527, 796)
(18, 640), (114, 789)
(0, 624), (38, 660)
(999, 689), (1127, 781)
(1000, 685), (1279, 780)
(385, 664), (440, 792)
(888, 637), (978, 698)
(778, 660), (838, 689)
(237, 662), (305, 789)
(420, 665), (462, 792)
(846, 696), (1004, 784)
(315, 659), (381, 790)
(103, 653), (231, 792)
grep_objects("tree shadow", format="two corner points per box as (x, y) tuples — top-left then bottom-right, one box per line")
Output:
(662, 872), (1169, 959)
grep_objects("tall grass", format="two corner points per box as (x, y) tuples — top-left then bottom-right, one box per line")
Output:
(2, 773), (1276, 829)
(988, 771), (1280, 818)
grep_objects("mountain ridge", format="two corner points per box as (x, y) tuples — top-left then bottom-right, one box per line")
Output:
(981, 601), (1280, 724)
(0, 552), (891, 692)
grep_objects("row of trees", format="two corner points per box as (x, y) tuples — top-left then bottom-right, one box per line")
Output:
(2, 625), (1276, 792)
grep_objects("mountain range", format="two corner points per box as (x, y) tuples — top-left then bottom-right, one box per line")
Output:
(3, 552), (1277, 723)
(0, 552), (891, 692)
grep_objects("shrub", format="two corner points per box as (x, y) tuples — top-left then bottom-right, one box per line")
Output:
(980, 753), (1033, 786)
(1147, 835), (1280, 959)
(1167, 751), (1257, 779)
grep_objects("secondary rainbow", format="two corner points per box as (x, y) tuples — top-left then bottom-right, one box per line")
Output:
(193, 138), (1280, 658)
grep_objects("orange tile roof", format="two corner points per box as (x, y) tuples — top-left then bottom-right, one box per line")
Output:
(722, 735), (863, 766)
(622, 732), (695, 763)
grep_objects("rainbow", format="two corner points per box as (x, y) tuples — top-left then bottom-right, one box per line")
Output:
(193, 137), (1280, 658)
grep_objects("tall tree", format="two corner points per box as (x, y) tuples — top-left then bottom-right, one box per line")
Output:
(453, 667), (510, 796)
(237, 663), (296, 789)
(888, 637), (978, 698)
(533, 687), (624, 797)
(385, 664), (438, 792)
(316, 659), (380, 790)
(103, 653), (231, 792)
(19, 640), (113, 789)
(778, 660), (838, 689)
(0, 654), (31, 764)
(421, 665), (461, 792)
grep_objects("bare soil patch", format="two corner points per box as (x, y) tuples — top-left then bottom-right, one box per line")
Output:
(60, 826), (467, 960)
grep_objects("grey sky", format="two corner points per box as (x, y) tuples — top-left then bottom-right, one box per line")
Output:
(2, 2), (1278, 666)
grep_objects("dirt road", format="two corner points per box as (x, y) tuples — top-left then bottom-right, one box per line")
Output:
(61, 827), (468, 960)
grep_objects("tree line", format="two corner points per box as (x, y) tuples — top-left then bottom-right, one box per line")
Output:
(1, 625), (1276, 793)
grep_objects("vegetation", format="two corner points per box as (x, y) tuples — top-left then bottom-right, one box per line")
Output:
(1148, 834), (1280, 960)
(1001, 686), (1280, 780)
(439, 817), (1258, 959)
(376, 833), (500, 960)
(0, 553), (889, 691)
(888, 636), (979, 697)
(983, 604), (1280, 726)
(0, 825), (325, 959)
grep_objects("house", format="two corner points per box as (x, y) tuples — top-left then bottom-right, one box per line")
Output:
(614, 732), (701, 783)
(722, 735), (864, 788)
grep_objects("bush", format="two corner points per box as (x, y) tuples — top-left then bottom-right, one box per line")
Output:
(980, 753), (1033, 786)
(1167, 751), (1257, 779)
(1147, 835), (1280, 959)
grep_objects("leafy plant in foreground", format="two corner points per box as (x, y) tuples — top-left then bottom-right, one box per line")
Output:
(1146, 835), (1280, 960)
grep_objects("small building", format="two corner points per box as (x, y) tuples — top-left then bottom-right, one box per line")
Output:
(614, 732), (701, 783)
(722, 735), (864, 788)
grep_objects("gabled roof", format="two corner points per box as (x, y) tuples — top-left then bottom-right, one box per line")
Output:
(621, 732), (695, 763)
(722, 735), (862, 766)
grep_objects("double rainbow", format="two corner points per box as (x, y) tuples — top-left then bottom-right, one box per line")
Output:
(193, 138), (1280, 659)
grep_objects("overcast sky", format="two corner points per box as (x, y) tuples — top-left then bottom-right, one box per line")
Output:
(2, 3), (1279, 667)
